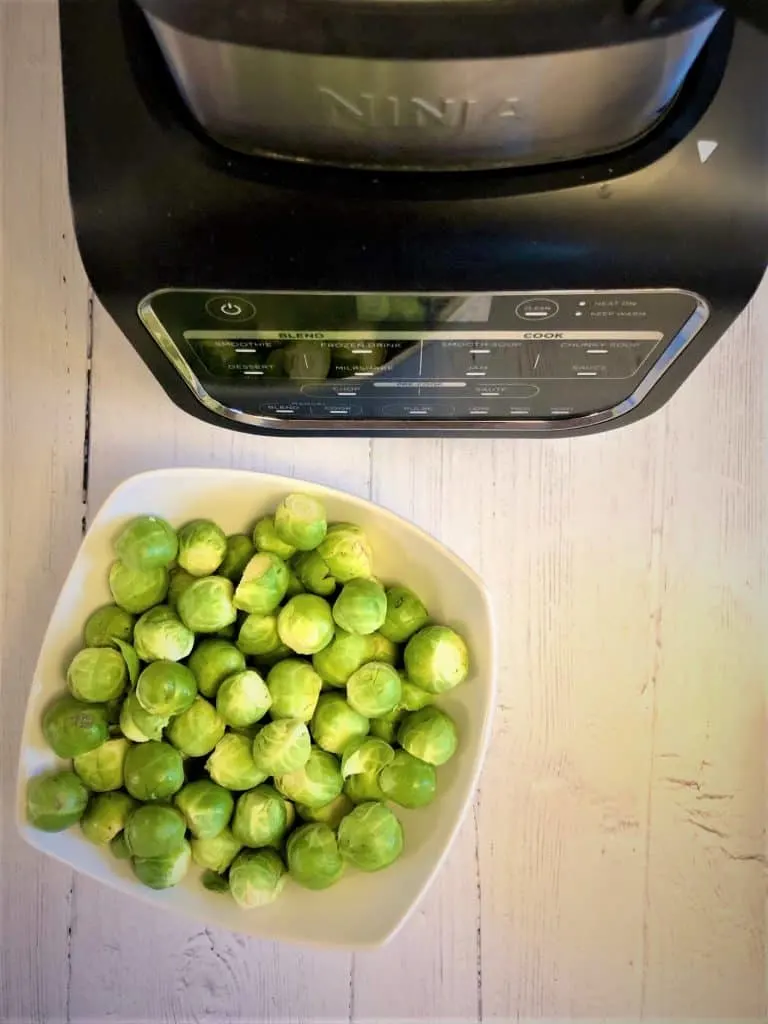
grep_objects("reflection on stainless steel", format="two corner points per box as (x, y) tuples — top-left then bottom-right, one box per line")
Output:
(143, 13), (719, 170)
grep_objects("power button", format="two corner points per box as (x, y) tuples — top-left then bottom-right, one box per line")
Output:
(206, 295), (257, 323)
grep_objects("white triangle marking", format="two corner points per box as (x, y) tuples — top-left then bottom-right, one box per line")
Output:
(697, 140), (719, 164)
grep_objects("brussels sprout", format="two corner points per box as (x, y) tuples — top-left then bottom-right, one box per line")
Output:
(332, 579), (387, 636)
(216, 670), (271, 728)
(125, 803), (187, 858)
(201, 869), (230, 894)
(237, 613), (280, 657)
(369, 708), (405, 744)
(252, 516), (296, 560)
(114, 639), (140, 687)
(215, 622), (237, 640)
(234, 553), (289, 614)
(111, 833), (132, 860)
(266, 660), (322, 722)
(379, 585), (429, 643)
(188, 639), (246, 699)
(134, 605), (195, 662)
(114, 516), (178, 571)
(277, 595), (334, 655)
(108, 560), (169, 614)
(167, 696), (226, 757)
(285, 568), (305, 598)
(177, 519), (227, 577)
(296, 793), (353, 829)
(119, 691), (169, 743)
(403, 625), (469, 694)
(293, 551), (335, 597)
(26, 770), (89, 831)
(219, 534), (256, 582)
(177, 577), (237, 634)
(136, 661), (197, 717)
(174, 779), (234, 839)
(316, 524), (373, 583)
(312, 629), (372, 687)
(367, 632), (398, 666)
(400, 679), (434, 712)
(133, 839), (191, 890)
(167, 568), (196, 611)
(232, 785), (288, 847)
(252, 642), (293, 671)
(275, 748), (343, 809)
(283, 341), (332, 381)
(206, 733), (268, 791)
(379, 750), (437, 808)
(42, 695), (110, 758)
(191, 826), (242, 873)
(286, 823), (344, 890)
(229, 849), (287, 908)
(283, 799), (297, 832)
(337, 801), (404, 871)
(398, 706), (458, 766)
(251, 719), (311, 776)
(124, 741), (185, 801)
(346, 662), (402, 719)
(340, 737), (394, 779)
(274, 494), (327, 551)
(343, 770), (385, 804)
(67, 647), (127, 704)
(83, 605), (135, 649)
(80, 791), (137, 844)
(310, 694), (369, 755)
(74, 737), (130, 792)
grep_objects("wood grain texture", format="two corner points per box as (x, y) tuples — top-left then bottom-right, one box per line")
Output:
(1, 1), (766, 1021)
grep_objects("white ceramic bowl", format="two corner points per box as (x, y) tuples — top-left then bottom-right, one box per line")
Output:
(16, 469), (496, 949)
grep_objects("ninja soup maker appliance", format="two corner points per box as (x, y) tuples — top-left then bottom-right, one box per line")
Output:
(59, 0), (768, 438)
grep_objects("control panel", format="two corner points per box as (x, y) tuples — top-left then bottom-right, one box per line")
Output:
(138, 290), (708, 430)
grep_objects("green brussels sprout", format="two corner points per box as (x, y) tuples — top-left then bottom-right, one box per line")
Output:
(403, 625), (469, 693)
(234, 553), (289, 614)
(253, 642), (293, 671)
(174, 779), (234, 839)
(42, 695), (110, 758)
(177, 519), (227, 577)
(274, 494), (327, 551)
(188, 639), (246, 699)
(74, 737), (131, 792)
(379, 586), (429, 643)
(167, 568), (196, 612)
(398, 706), (458, 765)
(177, 576), (237, 633)
(332, 579), (387, 636)
(119, 691), (169, 743)
(133, 605), (195, 662)
(251, 719), (311, 776)
(292, 551), (335, 597)
(316, 524), (374, 583)
(237, 613), (280, 656)
(367, 632), (398, 666)
(340, 736), (394, 779)
(283, 799), (297, 833)
(232, 785), (288, 847)
(286, 571), (305, 599)
(80, 791), (137, 844)
(277, 595), (334, 655)
(206, 733), (268, 791)
(133, 839), (191, 890)
(26, 770), (89, 831)
(369, 708), (404, 744)
(215, 622), (237, 640)
(295, 793), (353, 829)
(312, 629), (372, 686)
(111, 833), (132, 860)
(136, 661), (197, 717)
(201, 869), (230, 894)
(113, 639), (140, 686)
(83, 604), (135, 648)
(343, 770), (385, 804)
(66, 647), (127, 704)
(310, 694), (369, 755)
(124, 803), (187, 858)
(191, 827), (242, 873)
(108, 560), (169, 614)
(229, 849), (287, 908)
(266, 659), (322, 722)
(274, 748), (343, 809)
(286, 823), (344, 890)
(400, 679), (434, 712)
(219, 534), (256, 582)
(283, 341), (332, 381)
(216, 670), (272, 728)
(114, 516), (178, 571)
(124, 741), (185, 801)
(379, 750), (437, 808)
(167, 696), (226, 757)
(252, 516), (296, 560)
(346, 662), (402, 718)
(337, 801), (404, 871)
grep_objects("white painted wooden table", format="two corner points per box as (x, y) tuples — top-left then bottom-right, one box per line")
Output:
(1, 5), (766, 1021)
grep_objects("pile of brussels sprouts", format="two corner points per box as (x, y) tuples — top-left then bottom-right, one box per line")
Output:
(27, 493), (470, 907)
